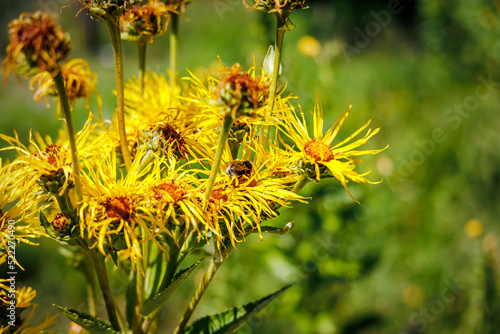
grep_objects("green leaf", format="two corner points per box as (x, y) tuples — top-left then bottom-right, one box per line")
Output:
(140, 258), (205, 317)
(54, 305), (121, 334)
(259, 221), (295, 235)
(181, 284), (292, 334)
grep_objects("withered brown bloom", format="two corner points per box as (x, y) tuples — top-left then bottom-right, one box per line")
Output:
(243, 0), (308, 17)
(3, 11), (71, 79)
(217, 63), (270, 118)
(120, 1), (174, 42)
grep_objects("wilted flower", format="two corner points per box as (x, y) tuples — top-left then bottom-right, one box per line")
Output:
(79, 0), (143, 17)
(120, 1), (174, 42)
(243, 0), (308, 30)
(29, 58), (98, 110)
(3, 11), (71, 79)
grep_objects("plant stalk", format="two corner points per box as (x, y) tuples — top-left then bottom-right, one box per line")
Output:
(203, 114), (233, 205)
(138, 39), (147, 94)
(88, 250), (121, 332)
(52, 68), (83, 204)
(173, 251), (224, 334)
(103, 15), (132, 170)
(292, 174), (309, 194)
(169, 13), (179, 92)
(263, 16), (286, 146)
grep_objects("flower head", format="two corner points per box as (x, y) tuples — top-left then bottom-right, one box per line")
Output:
(183, 61), (272, 134)
(120, 1), (174, 42)
(80, 0), (143, 17)
(3, 11), (71, 79)
(29, 59), (98, 111)
(278, 96), (387, 203)
(243, 0), (308, 30)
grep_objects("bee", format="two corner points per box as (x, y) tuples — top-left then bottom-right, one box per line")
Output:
(225, 160), (254, 179)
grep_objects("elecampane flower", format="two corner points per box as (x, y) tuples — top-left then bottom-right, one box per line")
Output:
(277, 96), (387, 203)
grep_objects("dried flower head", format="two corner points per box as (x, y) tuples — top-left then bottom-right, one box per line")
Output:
(243, 0), (308, 28)
(3, 11), (71, 79)
(120, 1), (174, 42)
(29, 58), (98, 109)
(216, 63), (270, 118)
(80, 0), (143, 17)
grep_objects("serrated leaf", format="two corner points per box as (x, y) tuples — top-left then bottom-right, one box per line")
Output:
(140, 258), (204, 317)
(181, 284), (292, 334)
(54, 305), (121, 334)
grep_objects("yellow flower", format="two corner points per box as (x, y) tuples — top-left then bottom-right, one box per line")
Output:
(278, 96), (387, 203)
(205, 141), (306, 250)
(0, 116), (99, 198)
(182, 61), (273, 133)
(2, 11), (71, 79)
(0, 160), (47, 259)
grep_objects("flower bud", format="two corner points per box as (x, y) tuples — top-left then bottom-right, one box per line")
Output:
(52, 213), (72, 233)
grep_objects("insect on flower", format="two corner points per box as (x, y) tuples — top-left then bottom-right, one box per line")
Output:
(225, 160), (254, 179)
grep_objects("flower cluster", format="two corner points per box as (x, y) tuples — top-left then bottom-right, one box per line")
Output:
(1, 2), (387, 332)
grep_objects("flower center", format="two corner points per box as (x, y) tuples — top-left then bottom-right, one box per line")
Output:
(210, 188), (228, 203)
(105, 196), (132, 221)
(304, 140), (335, 162)
(154, 181), (185, 204)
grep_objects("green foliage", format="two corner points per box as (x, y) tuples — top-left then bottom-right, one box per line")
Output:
(182, 285), (291, 334)
(140, 258), (205, 317)
(54, 305), (121, 334)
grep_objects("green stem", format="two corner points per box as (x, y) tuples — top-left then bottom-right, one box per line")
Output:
(292, 175), (309, 194)
(138, 39), (147, 94)
(228, 138), (240, 160)
(88, 250), (121, 332)
(263, 16), (286, 146)
(103, 15), (132, 170)
(81, 254), (98, 316)
(169, 13), (179, 92)
(158, 226), (183, 292)
(173, 250), (225, 334)
(203, 114), (233, 205)
(52, 68), (83, 204)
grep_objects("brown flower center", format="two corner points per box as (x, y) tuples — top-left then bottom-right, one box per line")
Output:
(34, 144), (68, 168)
(210, 188), (228, 203)
(105, 196), (132, 221)
(304, 140), (335, 162)
(154, 181), (185, 204)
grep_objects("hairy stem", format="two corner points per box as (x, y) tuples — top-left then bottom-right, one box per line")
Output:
(173, 250), (224, 334)
(292, 174), (310, 194)
(203, 114), (233, 205)
(169, 13), (179, 92)
(88, 250), (121, 332)
(138, 39), (147, 94)
(103, 15), (132, 170)
(52, 68), (83, 204)
(263, 16), (286, 146)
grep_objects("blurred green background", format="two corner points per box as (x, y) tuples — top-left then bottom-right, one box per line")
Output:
(1, 0), (500, 333)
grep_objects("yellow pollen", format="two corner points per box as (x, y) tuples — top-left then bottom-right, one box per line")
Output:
(304, 140), (335, 162)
